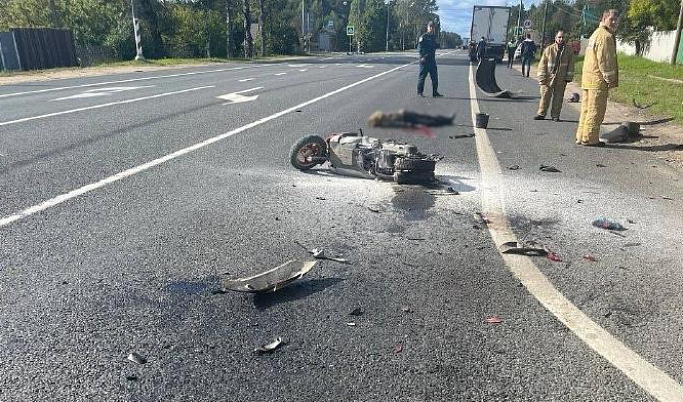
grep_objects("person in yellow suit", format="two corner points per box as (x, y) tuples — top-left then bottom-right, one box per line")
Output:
(575, 9), (620, 147)
(534, 30), (575, 122)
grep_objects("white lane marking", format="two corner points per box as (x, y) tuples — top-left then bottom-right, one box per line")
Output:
(0, 67), (245, 99)
(0, 62), (413, 229)
(52, 85), (155, 101)
(238, 78), (255, 82)
(218, 86), (263, 105)
(0, 86), (214, 127)
(298, 69), (308, 72)
(356, 64), (374, 68)
(274, 72), (287, 76)
(467, 63), (683, 402)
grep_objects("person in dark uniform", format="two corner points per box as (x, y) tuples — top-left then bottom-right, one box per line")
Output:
(476, 36), (487, 61)
(417, 21), (443, 98)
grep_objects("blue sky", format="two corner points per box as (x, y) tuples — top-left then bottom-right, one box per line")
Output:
(437, 0), (539, 38)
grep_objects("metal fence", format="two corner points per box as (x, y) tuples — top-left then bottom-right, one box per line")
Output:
(0, 28), (79, 71)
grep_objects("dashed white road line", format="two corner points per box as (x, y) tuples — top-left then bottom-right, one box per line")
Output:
(238, 78), (255, 82)
(274, 72), (287, 76)
(0, 62), (413, 229)
(0, 86), (214, 127)
(298, 69), (308, 72)
(0, 67), (244, 99)
(467, 63), (683, 402)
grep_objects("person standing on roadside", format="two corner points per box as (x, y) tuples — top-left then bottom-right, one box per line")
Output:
(417, 21), (443, 98)
(506, 38), (517, 68)
(575, 9), (620, 147)
(520, 33), (536, 77)
(534, 30), (575, 121)
(476, 36), (487, 61)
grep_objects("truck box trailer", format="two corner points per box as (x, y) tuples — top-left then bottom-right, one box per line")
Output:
(469, 5), (511, 62)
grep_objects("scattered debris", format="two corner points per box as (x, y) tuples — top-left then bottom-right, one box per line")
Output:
(449, 133), (475, 139)
(394, 344), (404, 353)
(211, 288), (229, 295)
(473, 212), (489, 227)
(592, 217), (626, 231)
(223, 259), (318, 293)
(623, 242), (642, 247)
(254, 337), (284, 354)
(539, 165), (561, 173)
(507, 165), (521, 170)
(499, 241), (547, 256)
(596, 164), (607, 168)
(127, 352), (147, 365)
(401, 306), (412, 313)
(547, 252), (563, 262)
(627, 219), (636, 224)
(315, 196), (327, 201)
(346, 322), (357, 327)
(662, 196), (674, 201)
(583, 254), (597, 262)
(310, 248), (348, 263)
(484, 315), (503, 324)
(406, 237), (427, 241)
(609, 230), (627, 238)
(125, 374), (138, 381)
(349, 307), (364, 316)
(367, 109), (455, 128)
(367, 206), (382, 213)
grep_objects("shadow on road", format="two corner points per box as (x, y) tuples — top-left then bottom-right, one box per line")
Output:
(252, 277), (345, 310)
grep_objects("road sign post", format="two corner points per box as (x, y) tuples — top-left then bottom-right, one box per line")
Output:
(346, 25), (354, 54)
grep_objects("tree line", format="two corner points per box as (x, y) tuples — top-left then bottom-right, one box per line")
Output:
(0, 0), (463, 62)
(509, 0), (681, 55)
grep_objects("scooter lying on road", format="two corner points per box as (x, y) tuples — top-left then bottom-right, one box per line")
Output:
(289, 130), (442, 184)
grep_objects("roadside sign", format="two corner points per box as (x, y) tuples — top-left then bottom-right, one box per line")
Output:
(514, 26), (524, 35)
(523, 19), (532, 29)
(346, 25), (354, 36)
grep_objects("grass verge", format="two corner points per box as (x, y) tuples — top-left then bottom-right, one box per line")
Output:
(573, 53), (683, 123)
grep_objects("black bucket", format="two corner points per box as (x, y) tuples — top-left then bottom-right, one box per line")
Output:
(475, 113), (489, 129)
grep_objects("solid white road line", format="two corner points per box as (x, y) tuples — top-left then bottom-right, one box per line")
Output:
(467, 63), (683, 402)
(0, 62), (413, 229)
(0, 86), (215, 127)
(0, 68), (245, 99)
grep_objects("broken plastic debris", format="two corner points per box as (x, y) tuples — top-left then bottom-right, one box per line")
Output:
(507, 165), (521, 170)
(539, 165), (561, 173)
(499, 241), (547, 256)
(223, 259), (318, 293)
(254, 337), (284, 354)
(583, 254), (597, 262)
(592, 217), (626, 231)
(127, 352), (147, 365)
(546, 252), (563, 262)
(484, 315), (503, 324)
(346, 322), (357, 327)
(349, 307), (364, 316)
(310, 248), (348, 263)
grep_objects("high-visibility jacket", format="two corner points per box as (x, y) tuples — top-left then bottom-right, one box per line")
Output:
(582, 23), (619, 90)
(537, 42), (575, 86)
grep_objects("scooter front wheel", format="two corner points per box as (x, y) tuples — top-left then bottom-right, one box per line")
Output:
(289, 135), (328, 171)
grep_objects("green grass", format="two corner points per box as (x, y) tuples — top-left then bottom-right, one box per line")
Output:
(574, 54), (683, 123)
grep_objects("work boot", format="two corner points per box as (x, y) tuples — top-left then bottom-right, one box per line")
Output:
(433, 92), (444, 97)
(552, 117), (561, 122)
(533, 115), (545, 120)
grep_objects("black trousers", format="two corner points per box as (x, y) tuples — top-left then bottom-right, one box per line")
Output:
(417, 62), (438, 95)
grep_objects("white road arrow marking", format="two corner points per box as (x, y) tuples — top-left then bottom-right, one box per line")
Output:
(217, 87), (263, 105)
(52, 85), (155, 101)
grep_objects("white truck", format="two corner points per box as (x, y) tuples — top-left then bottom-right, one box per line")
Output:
(469, 5), (511, 63)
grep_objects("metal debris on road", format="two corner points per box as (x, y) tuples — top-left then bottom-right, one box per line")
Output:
(223, 259), (318, 293)
(592, 217), (626, 231)
(539, 165), (561, 173)
(499, 241), (547, 256)
(310, 248), (349, 263)
(507, 165), (520, 170)
(596, 164), (607, 168)
(254, 337), (284, 354)
(484, 315), (503, 324)
(349, 307), (364, 316)
(367, 206), (382, 213)
(315, 196), (327, 201)
(127, 352), (147, 365)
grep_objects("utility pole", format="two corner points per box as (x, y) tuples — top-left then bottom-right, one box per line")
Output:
(672, 0), (683, 65)
(540, 1), (549, 49)
(385, 1), (390, 52)
(516, 0), (523, 38)
(130, 0), (145, 61)
(226, 0), (232, 58)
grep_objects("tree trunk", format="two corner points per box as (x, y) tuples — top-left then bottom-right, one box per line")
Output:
(258, 0), (266, 56)
(226, 0), (233, 58)
(49, 0), (61, 27)
(244, 0), (254, 58)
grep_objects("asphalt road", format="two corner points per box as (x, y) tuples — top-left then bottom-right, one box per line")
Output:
(1, 51), (682, 401)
